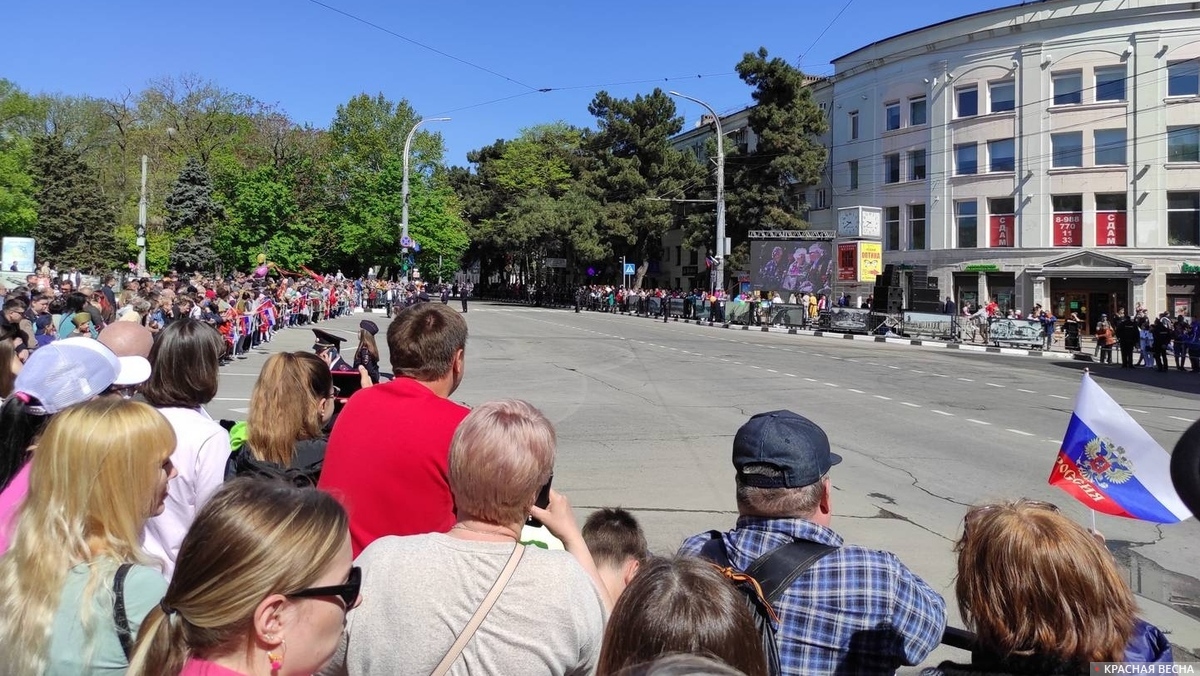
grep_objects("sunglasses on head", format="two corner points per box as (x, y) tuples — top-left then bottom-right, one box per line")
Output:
(287, 566), (361, 609)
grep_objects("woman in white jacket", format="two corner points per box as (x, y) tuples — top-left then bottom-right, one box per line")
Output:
(141, 318), (231, 580)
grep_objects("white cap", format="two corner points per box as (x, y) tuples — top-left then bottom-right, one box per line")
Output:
(58, 337), (151, 387)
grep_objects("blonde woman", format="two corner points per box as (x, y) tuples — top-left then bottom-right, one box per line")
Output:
(0, 399), (177, 675)
(127, 478), (356, 676)
(227, 352), (334, 485)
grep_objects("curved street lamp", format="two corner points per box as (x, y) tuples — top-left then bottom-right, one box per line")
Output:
(400, 117), (451, 277)
(668, 91), (725, 294)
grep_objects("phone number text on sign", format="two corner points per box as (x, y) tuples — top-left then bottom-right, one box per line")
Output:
(1053, 212), (1083, 247)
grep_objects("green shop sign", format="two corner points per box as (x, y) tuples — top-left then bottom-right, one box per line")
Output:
(963, 264), (1000, 272)
(1182, 263), (1200, 274)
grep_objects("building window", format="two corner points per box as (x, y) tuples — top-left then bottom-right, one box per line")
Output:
(908, 204), (926, 250)
(849, 111), (860, 140)
(1168, 191), (1200, 246)
(988, 197), (1015, 248)
(1167, 60), (1200, 97)
(1095, 66), (1126, 101)
(956, 86), (978, 117)
(884, 153), (901, 183)
(1167, 126), (1200, 163)
(989, 80), (1015, 113)
(1052, 194), (1083, 247)
(987, 138), (1015, 172)
(1052, 71), (1083, 105)
(848, 160), (859, 190)
(955, 143), (978, 175)
(816, 189), (828, 209)
(675, 246), (682, 265)
(956, 200), (978, 248)
(1094, 129), (1127, 165)
(689, 249), (698, 266)
(884, 206), (900, 251)
(885, 102), (900, 131)
(1051, 132), (1083, 168)
(909, 97), (927, 126)
(908, 149), (926, 180)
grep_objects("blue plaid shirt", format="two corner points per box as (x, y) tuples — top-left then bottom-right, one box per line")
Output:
(679, 517), (946, 676)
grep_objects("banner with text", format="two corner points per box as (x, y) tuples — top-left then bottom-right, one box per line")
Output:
(837, 243), (858, 282)
(1095, 211), (1126, 247)
(989, 215), (1015, 248)
(1053, 212), (1082, 247)
(858, 242), (882, 282)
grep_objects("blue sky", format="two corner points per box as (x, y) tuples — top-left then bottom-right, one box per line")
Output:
(2, 0), (1016, 165)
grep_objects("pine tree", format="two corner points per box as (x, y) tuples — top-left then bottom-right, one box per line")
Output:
(29, 135), (124, 273)
(166, 157), (224, 272)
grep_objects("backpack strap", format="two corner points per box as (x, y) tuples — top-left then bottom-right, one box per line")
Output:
(113, 563), (135, 661)
(745, 539), (837, 604)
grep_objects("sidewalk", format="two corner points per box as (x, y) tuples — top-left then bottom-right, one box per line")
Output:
(615, 310), (1081, 360)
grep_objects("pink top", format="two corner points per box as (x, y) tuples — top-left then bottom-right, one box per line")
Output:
(180, 658), (248, 676)
(0, 463), (31, 555)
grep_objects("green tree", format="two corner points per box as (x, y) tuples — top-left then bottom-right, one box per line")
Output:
(588, 89), (704, 288)
(29, 135), (125, 272)
(0, 80), (45, 237)
(165, 157), (224, 272)
(726, 47), (829, 236)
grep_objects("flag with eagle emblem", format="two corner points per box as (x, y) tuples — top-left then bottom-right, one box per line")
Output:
(1049, 372), (1192, 523)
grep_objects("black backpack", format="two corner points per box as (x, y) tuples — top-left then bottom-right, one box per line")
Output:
(698, 531), (837, 676)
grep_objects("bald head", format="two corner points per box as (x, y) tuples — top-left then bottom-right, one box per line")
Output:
(99, 322), (155, 359)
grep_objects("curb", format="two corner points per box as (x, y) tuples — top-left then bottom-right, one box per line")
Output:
(614, 311), (1075, 360)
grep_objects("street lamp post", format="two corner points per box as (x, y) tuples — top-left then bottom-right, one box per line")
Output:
(137, 154), (148, 276)
(401, 117), (450, 280)
(668, 91), (725, 295)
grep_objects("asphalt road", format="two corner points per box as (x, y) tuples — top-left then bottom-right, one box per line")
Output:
(213, 303), (1200, 669)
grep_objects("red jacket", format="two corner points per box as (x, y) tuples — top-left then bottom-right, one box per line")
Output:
(317, 377), (470, 556)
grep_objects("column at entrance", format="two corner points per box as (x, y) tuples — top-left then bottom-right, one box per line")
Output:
(1033, 275), (1047, 309)
(978, 272), (989, 307)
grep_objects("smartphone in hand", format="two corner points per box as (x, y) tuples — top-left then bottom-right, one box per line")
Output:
(527, 475), (553, 528)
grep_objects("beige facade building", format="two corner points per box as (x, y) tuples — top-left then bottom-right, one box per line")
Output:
(831, 0), (1200, 327)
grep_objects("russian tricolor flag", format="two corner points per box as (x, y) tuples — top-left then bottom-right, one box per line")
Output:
(1049, 373), (1193, 523)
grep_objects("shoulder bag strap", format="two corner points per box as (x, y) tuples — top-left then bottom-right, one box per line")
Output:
(745, 540), (837, 604)
(696, 530), (731, 568)
(430, 544), (525, 676)
(113, 562), (135, 661)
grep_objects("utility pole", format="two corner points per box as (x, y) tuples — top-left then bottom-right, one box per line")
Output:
(621, 255), (627, 289)
(137, 154), (148, 276)
(401, 117), (450, 281)
(668, 92), (725, 295)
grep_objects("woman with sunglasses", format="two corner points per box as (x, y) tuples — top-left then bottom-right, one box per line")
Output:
(227, 352), (335, 486)
(128, 478), (358, 676)
(924, 499), (1171, 675)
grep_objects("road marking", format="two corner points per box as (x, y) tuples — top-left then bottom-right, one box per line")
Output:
(823, 382), (838, 387)
(845, 358), (857, 362)
(867, 362), (880, 366)
(766, 369), (778, 373)
(966, 419), (992, 425)
(1048, 394), (1069, 400)
(986, 383), (1005, 388)
(804, 377), (818, 382)
(1124, 407), (1147, 414)
(1017, 388), (1037, 394)
(848, 388), (864, 394)
(874, 395), (892, 400)
(749, 365), (762, 370)
(957, 377), (974, 382)
(785, 373), (797, 377)
(910, 370), (925, 374)
(932, 410), (954, 416)
(732, 362), (742, 365)
(1169, 415), (1193, 422)
(886, 365), (900, 369)
(901, 402), (921, 408)
(1006, 429), (1034, 436)
(931, 374), (949, 378)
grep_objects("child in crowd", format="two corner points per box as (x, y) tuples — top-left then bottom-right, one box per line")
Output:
(582, 507), (649, 602)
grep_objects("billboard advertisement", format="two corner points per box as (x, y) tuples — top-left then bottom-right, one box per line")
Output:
(1096, 211), (1126, 247)
(751, 240), (834, 296)
(0, 237), (36, 273)
(837, 243), (857, 282)
(858, 242), (882, 282)
(1053, 212), (1082, 247)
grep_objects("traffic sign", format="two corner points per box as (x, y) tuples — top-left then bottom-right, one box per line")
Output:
(623, 263), (636, 275)
(400, 236), (414, 248)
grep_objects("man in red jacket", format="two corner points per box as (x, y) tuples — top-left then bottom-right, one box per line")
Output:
(318, 303), (469, 555)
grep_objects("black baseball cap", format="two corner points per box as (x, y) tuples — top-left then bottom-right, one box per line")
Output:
(733, 410), (841, 488)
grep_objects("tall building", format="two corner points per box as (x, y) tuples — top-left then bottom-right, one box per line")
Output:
(830, 0), (1200, 327)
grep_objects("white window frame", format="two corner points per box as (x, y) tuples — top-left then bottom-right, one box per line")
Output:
(1094, 66), (1127, 102)
(909, 97), (927, 126)
(1093, 129), (1127, 166)
(885, 102), (901, 131)
(1052, 71), (1083, 105)
(884, 153), (901, 183)
(955, 200), (979, 248)
(849, 111), (860, 140)
(908, 204), (926, 251)
(1167, 126), (1200, 163)
(908, 149), (926, 181)
(884, 206), (901, 251)
(987, 138), (1015, 173)
(956, 86), (979, 118)
(988, 80), (1015, 113)
(955, 142), (978, 176)
(1051, 132), (1084, 168)
(1167, 60), (1200, 97)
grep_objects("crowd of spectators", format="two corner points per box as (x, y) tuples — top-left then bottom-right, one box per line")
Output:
(0, 269), (1188, 676)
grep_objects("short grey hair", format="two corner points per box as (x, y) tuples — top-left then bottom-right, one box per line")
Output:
(735, 466), (828, 518)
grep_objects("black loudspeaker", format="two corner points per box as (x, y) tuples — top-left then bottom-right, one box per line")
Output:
(911, 300), (942, 313)
(871, 288), (904, 313)
(911, 288), (940, 305)
(878, 265), (899, 287)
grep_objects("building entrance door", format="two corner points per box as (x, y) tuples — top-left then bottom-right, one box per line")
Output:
(1054, 292), (1090, 333)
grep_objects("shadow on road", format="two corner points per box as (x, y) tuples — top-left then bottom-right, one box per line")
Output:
(1048, 358), (1200, 399)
